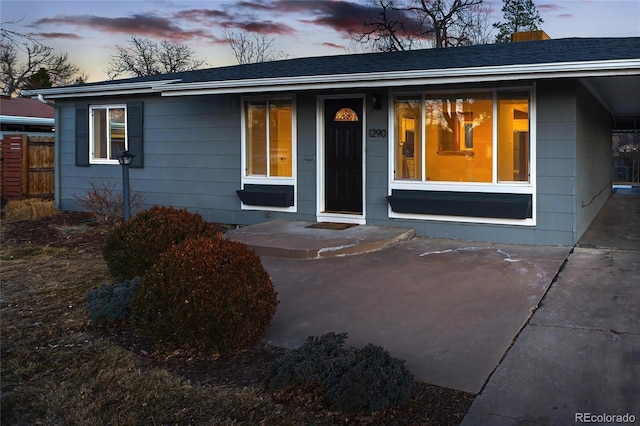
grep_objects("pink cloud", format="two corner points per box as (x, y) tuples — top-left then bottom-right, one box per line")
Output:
(34, 14), (210, 41)
(33, 32), (82, 40)
(322, 41), (345, 49)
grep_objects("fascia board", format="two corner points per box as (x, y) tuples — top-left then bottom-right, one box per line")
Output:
(23, 79), (181, 99)
(0, 115), (55, 126)
(160, 59), (640, 96)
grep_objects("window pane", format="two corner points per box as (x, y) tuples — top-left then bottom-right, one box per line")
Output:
(92, 109), (108, 159)
(269, 100), (292, 177)
(247, 102), (267, 175)
(395, 97), (422, 180)
(498, 92), (529, 182)
(109, 108), (126, 159)
(425, 94), (492, 182)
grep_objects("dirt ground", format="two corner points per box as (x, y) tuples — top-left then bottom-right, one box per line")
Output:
(1, 212), (475, 425)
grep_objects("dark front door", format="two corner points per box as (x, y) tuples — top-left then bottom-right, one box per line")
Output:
(324, 98), (363, 213)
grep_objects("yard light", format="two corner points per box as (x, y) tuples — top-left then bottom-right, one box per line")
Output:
(116, 150), (135, 221)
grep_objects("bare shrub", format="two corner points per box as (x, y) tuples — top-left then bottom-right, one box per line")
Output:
(4, 198), (58, 222)
(74, 179), (145, 224)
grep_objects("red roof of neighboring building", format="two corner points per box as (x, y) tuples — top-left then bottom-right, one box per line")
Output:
(0, 96), (54, 119)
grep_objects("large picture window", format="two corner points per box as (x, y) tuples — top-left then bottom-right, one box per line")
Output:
(245, 99), (293, 178)
(394, 89), (530, 184)
(89, 105), (126, 163)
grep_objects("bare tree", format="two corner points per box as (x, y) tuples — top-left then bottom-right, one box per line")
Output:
(1, 19), (87, 95)
(107, 36), (206, 79)
(352, 0), (486, 52)
(223, 29), (289, 64)
(353, 0), (426, 52)
(408, 0), (485, 47)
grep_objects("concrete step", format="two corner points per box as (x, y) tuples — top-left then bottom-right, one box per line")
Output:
(225, 219), (415, 259)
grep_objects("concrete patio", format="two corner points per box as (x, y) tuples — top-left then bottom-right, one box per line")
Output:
(227, 222), (571, 394)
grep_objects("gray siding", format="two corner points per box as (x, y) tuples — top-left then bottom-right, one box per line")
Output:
(534, 80), (578, 245)
(56, 80), (613, 246)
(574, 82), (612, 240)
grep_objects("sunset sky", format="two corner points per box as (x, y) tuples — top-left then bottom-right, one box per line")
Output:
(2, 0), (639, 82)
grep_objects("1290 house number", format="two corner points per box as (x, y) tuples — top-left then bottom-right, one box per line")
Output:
(369, 129), (387, 138)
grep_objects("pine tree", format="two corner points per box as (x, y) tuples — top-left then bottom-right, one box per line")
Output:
(493, 0), (544, 43)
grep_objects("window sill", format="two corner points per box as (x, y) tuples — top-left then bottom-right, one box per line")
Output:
(89, 160), (120, 165)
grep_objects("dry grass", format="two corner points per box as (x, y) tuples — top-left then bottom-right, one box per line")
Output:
(1, 216), (475, 425)
(3, 199), (58, 222)
(0, 244), (332, 425)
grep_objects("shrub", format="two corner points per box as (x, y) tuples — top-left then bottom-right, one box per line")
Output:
(4, 199), (57, 222)
(325, 343), (415, 413)
(86, 278), (140, 323)
(74, 179), (145, 224)
(102, 206), (220, 281)
(268, 332), (352, 392)
(268, 332), (414, 414)
(131, 236), (278, 354)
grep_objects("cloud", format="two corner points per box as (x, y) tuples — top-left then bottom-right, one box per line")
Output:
(174, 9), (232, 22)
(32, 32), (83, 40)
(557, 13), (574, 19)
(33, 13), (210, 41)
(537, 3), (565, 12)
(322, 41), (345, 49)
(241, 21), (296, 35)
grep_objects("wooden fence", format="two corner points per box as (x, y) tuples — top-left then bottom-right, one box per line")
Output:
(1, 135), (54, 202)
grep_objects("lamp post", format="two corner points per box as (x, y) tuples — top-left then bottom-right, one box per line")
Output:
(116, 150), (135, 221)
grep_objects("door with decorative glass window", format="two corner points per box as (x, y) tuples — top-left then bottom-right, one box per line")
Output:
(324, 98), (363, 213)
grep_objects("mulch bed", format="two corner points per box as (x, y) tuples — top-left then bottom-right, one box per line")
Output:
(1, 211), (475, 425)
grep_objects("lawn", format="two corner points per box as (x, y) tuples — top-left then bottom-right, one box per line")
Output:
(1, 212), (474, 425)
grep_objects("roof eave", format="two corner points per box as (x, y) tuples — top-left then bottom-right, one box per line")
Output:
(23, 79), (181, 100)
(0, 115), (55, 126)
(159, 59), (640, 97)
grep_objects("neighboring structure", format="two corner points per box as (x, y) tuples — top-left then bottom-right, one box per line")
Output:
(0, 96), (55, 201)
(0, 96), (55, 138)
(25, 36), (640, 245)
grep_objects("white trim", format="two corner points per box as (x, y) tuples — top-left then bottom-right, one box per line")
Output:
(387, 85), (537, 226)
(88, 104), (127, 165)
(316, 94), (367, 224)
(239, 95), (297, 213)
(160, 60), (640, 97)
(389, 211), (536, 226)
(25, 80), (180, 99)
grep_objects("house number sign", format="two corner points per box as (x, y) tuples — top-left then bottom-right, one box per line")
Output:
(368, 129), (387, 138)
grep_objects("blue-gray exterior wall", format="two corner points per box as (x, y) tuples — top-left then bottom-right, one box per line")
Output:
(574, 82), (613, 240)
(56, 80), (612, 246)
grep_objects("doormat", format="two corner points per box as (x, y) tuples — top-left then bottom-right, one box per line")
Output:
(306, 222), (359, 230)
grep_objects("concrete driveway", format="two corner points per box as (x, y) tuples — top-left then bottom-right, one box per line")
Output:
(462, 187), (640, 424)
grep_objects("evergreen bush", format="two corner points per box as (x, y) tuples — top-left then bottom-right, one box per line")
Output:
(86, 277), (140, 323)
(268, 332), (414, 413)
(131, 236), (278, 354)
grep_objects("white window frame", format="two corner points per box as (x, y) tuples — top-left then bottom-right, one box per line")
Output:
(240, 95), (297, 212)
(388, 85), (537, 226)
(89, 104), (127, 165)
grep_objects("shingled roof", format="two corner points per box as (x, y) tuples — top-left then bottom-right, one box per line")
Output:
(172, 37), (640, 84)
(26, 37), (640, 99)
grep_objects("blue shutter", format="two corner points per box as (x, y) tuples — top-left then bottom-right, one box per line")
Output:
(127, 102), (144, 168)
(75, 104), (89, 166)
